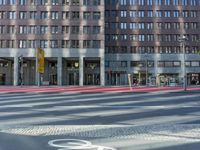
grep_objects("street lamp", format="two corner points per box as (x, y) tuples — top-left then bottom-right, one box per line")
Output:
(178, 35), (188, 91)
(145, 53), (148, 86)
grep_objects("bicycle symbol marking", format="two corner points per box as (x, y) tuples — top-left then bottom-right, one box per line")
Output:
(48, 139), (117, 150)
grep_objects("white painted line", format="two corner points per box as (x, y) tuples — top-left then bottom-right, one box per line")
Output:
(48, 139), (117, 150)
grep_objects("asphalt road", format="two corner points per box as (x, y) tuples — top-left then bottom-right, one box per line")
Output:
(0, 91), (200, 150)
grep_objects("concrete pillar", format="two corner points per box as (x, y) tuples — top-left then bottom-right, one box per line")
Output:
(8, 61), (12, 85)
(35, 58), (39, 85)
(57, 57), (62, 86)
(14, 57), (19, 86)
(79, 56), (84, 86)
(100, 58), (105, 86)
(154, 54), (158, 86)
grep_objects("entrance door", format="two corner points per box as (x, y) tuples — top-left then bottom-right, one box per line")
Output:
(69, 72), (79, 85)
(85, 73), (100, 85)
(49, 74), (57, 85)
(0, 74), (6, 85)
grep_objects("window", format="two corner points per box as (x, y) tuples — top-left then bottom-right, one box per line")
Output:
(19, 26), (27, 34)
(62, 26), (69, 33)
(138, 34), (145, 41)
(92, 40), (100, 48)
(155, 10), (162, 17)
(164, 11), (171, 17)
(51, 26), (58, 34)
(93, 12), (101, 20)
(6, 40), (15, 48)
(190, 0), (197, 5)
(130, 10), (137, 17)
(70, 40), (79, 48)
(0, 11), (6, 19)
(19, 40), (27, 48)
(61, 40), (69, 48)
(129, 34), (137, 41)
(62, 0), (69, 5)
(130, 23), (137, 29)
(191, 22), (198, 29)
(40, 40), (48, 48)
(93, 26), (100, 34)
(138, 0), (144, 5)
(173, 0), (179, 5)
(30, 0), (37, 5)
(147, 23), (153, 29)
(28, 40), (36, 48)
(138, 23), (145, 29)
(182, 0), (188, 6)
(51, 12), (58, 19)
(147, 0), (153, 5)
(138, 11), (144, 17)
(190, 11), (197, 17)
(0, 0), (6, 5)
(71, 0), (79, 5)
(39, 0), (48, 5)
(19, 11), (27, 19)
(120, 0), (127, 5)
(93, 0), (100, 5)
(83, 26), (91, 34)
(174, 61), (181, 67)
(71, 26), (79, 34)
(173, 11), (179, 17)
(19, 0), (26, 5)
(120, 23), (127, 29)
(147, 11), (153, 17)
(41, 11), (48, 19)
(164, 0), (170, 5)
(155, 0), (162, 5)
(29, 25), (37, 34)
(182, 10), (189, 17)
(52, 0), (59, 5)
(71, 12), (79, 19)
(83, 12), (91, 19)
(8, 0), (16, 5)
(7, 25), (15, 34)
(83, 0), (90, 5)
(191, 61), (199, 67)
(7, 11), (16, 19)
(62, 11), (69, 19)
(120, 11), (127, 17)
(50, 40), (58, 48)
(0, 25), (5, 34)
(30, 11), (37, 19)
(83, 40), (91, 48)
(40, 26), (48, 34)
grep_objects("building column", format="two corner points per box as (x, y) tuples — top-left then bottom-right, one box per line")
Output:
(57, 57), (62, 86)
(13, 57), (19, 86)
(100, 58), (105, 86)
(154, 54), (158, 86)
(35, 58), (39, 85)
(79, 56), (84, 86)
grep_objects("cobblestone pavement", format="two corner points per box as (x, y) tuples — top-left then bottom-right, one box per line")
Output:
(0, 92), (200, 150)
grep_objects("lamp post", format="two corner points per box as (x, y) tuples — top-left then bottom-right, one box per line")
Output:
(145, 53), (148, 86)
(178, 35), (188, 91)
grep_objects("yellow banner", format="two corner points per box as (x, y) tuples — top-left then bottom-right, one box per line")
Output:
(37, 48), (44, 73)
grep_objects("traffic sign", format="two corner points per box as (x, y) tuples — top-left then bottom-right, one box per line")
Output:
(37, 48), (44, 73)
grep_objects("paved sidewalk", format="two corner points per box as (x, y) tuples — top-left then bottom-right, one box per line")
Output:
(0, 86), (200, 93)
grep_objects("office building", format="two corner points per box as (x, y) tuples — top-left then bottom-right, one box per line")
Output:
(0, 0), (200, 86)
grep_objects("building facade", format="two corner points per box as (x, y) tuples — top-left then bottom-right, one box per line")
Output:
(0, 0), (200, 86)
(0, 0), (105, 86)
(105, 0), (200, 86)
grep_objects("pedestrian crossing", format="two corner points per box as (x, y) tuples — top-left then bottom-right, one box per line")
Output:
(0, 92), (200, 150)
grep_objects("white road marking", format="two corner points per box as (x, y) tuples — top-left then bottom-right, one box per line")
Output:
(48, 139), (117, 150)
